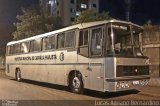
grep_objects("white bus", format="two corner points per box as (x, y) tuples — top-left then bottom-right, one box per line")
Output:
(6, 20), (150, 94)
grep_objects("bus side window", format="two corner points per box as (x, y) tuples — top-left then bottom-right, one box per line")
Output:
(49, 36), (56, 49)
(10, 45), (13, 55)
(21, 42), (30, 53)
(84, 30), (88, 45)
(30, 39), (42, 52)
(57, 33), (65, 49)
(14, 44), (20, 54)
(65, 31), (75, 48)
(91, 27), (102, 56)
(43, 36), (55, 50)
(79, 30), (88, 46)
(78, 30), (89, 57)
(7, 46), (10, 55)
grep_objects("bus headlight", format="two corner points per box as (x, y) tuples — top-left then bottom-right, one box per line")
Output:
(121, 82), (125, 88)
(116, 81), (130, 89)
(125, 82), (130, 88)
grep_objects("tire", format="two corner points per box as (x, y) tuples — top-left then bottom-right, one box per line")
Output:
(15, 69), (22, 82)
(69, 73), (84, 94)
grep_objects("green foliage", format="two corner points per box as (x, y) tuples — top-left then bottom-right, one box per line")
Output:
(143, 20), (153, 32)
(73, 10), (111, 24)
(13, 6), (62, 40)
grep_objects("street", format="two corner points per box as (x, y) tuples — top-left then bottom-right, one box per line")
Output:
(0, 71), (160, 106)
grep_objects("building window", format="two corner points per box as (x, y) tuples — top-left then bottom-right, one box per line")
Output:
(49, 0), (54, 5)
(57, 2), (59, 6)
(70, 0), (75, 4)
(70, 8), (75, 13)
(54, 0), (57, 4)
(70, 17), (75, 21)
(57, 10), (59, 15)
(76, 11), (80, 16)
(93, 4), (96, 8)
(81, 4), (87, 9)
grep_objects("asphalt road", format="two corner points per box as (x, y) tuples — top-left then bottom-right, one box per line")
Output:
(0, 72), (160, 106)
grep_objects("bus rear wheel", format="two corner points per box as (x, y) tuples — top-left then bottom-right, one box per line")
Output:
(69, 73), (83, 94)
(15, 69), (22, 82)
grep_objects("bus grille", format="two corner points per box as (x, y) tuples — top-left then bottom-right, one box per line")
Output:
(116, 65), (149, 77)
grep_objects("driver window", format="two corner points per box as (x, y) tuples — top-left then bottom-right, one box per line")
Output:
(91, 27), (102, 56)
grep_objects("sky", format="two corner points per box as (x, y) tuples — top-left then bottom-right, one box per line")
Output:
(0, 0), (160, 48)
(100, 0), (160, 25)
(0, 0), (39, 46)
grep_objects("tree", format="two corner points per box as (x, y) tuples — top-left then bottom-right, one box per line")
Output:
(13, 5), (62, 40)
(73, 9), (111, 24)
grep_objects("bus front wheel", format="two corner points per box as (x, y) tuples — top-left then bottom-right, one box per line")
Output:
(69, 73), (83, 94)
(15, 69), (22, 82)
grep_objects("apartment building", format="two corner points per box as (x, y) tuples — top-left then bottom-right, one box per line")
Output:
(40, 0), (99, 26)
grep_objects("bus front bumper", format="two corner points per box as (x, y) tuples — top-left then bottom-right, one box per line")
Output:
(104, 76), (150, 92)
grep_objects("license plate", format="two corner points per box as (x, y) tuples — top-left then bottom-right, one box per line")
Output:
(133, 81), (139, 85)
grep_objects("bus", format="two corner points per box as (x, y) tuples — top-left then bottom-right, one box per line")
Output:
(6, 20), (150, 94)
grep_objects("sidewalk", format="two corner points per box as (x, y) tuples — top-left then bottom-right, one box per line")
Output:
(149, 77), (160, 87)
(136, 86), (160, 98)
(0, 68), (6, 77)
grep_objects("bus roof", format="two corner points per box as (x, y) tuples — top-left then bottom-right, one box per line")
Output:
(7, 19), (143, 46)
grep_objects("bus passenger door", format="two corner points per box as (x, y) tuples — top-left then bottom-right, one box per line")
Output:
(77, 29), (90, 89)
(88, 26), (105, 91)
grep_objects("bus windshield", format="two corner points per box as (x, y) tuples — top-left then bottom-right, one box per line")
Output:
(106, 23), (143, 57)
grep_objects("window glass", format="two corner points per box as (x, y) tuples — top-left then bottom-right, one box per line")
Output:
(91, 28), (102, 56)
(65, 31), (75, 48)
(79, 31), (83, 46)
(70, 0), (74, 4)
(10, 45), (14, 54)
(43, 36), (55, 50)
(84, 30), (88, 45)
(81, 4), (87, 8)
(14, 44), (20, 54)
(70, 17), (75, 21)
(7, 46), (10, 55)
(21, 42), (30, 53)
(79, 30), (88, 46)
(57, 33), (65, 49)
(30, 39), (42, 52)
(93, 4), (96, 8)
(70, 8), (75, 13)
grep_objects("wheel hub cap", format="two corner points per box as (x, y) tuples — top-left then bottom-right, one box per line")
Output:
(73, 77), (80, 89)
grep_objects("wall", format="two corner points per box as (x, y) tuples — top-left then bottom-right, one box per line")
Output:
(142, 25), (160, 77)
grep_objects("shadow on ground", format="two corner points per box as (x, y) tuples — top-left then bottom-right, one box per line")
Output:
(84, 89), (140, 99)
(10, 78), (140, 99)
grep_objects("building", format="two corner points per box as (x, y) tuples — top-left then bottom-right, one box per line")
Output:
(40, 0), (99, 26)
